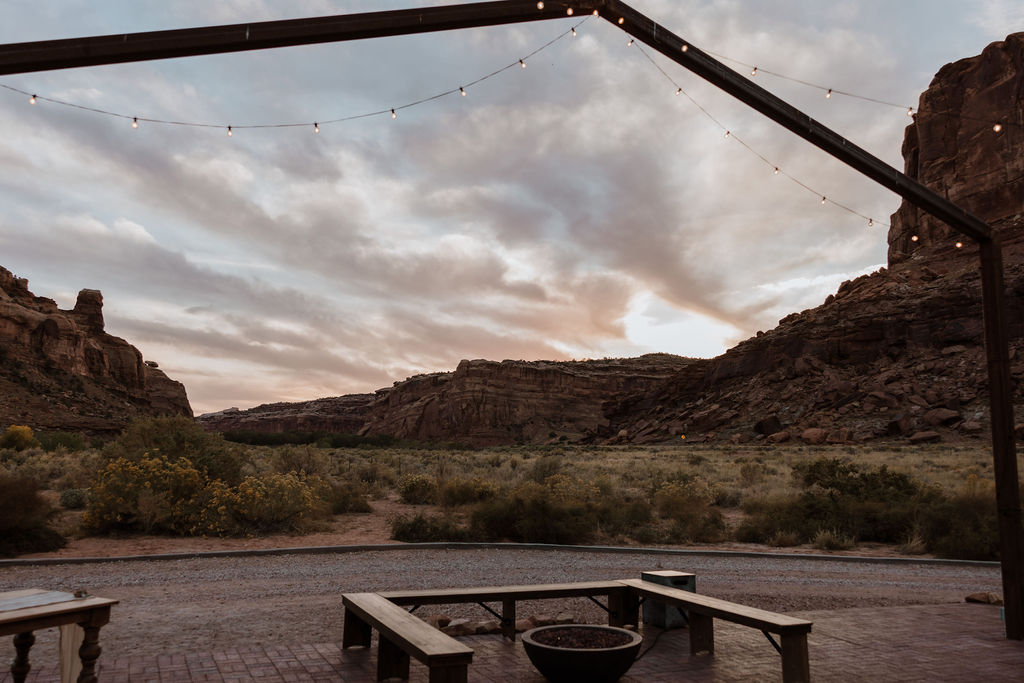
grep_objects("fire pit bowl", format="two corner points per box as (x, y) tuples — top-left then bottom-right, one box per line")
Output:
(521, 624), (643, 683)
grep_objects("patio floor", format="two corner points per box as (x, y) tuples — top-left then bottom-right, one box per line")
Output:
(4, 602), (1023, 682)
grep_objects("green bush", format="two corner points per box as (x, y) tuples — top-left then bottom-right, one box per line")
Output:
(438, 476), (499, 507)
(0, 473), (66, 556)
(36, 431), (88, 452)
(390, 513), (467, 542)
(270, 445), (329, 477)
(328, 479), (372, 513)
(919, 477), (999, 560)
(398, 473), (438, 504)
(59, 487), (89, 509)
(812, 528), (856, 551)
(469, 482), (594, 544)
(102, 416), (246, 484)
(0, 425), (41, 451)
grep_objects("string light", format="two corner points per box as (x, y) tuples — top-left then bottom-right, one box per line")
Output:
(825, 88), (832, 99)
(675, 87), (682, 95)
(681, 44), (688, 52)
(29, 94), (37, 104)
(520, 59), (526, 68)
(227, 126), (233, 137)
(724, 130), (730, 138)
(567, 8), (573, 15)
(313, 122), (319, 133)
(571, 27), (576, 36)
(627, 39), (634, 47)
(907, 107), (914, 117)
(956, 241), (963, 248)
(773, 167), (780, 175)
(911, 235), (919, 242)
(460, 86), (466, 96)
(868, 218), (873, 227)
(750, 66), (757, 76)
(618, 17), (625, 24)
(994, 122), (1003, 133)
(131, 117), (138, 129)
(821, 196), (827, 204)
(391, 108), (397, 119)
(536, 1), (543, 8)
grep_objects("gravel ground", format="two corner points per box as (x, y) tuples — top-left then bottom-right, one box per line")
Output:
(0, 547), (1003, 658)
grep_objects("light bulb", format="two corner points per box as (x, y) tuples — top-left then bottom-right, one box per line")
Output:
(681, 44), (688, 52)
(955, 241), (963, 248)
(724, 130), (730, 139)
(993, 122), (1003, 133)
(227, 126), (233, 137)
(536, 1), (543, 8)
(131, 117), (138, 129)
(825, 89), (832, 99)
(460, 87), (466, 96)
(592, 9), (598, 15)
(868, 218), (873, 227)
(675, 88), (682, 96)
(392, 109), (397, 119)
(520, 59), (526, 68)
(821, 196), (827, 204)
(627, 39), (634, 47)
(907, 107), (914, 117)
(911, 235), (919, 242)
(29, 94), (36, 104)
(751, 67), (757, 76)
(571, 27), (576, 36)
(314, 122), (319, 133)
(773, 167), (780, 175)
(566, 8), (573, 15)
(618, 17), (624, 24)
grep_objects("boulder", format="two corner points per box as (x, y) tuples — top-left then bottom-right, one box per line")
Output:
(767, 430), (791, 443)
(923, 408), (962, 427)
(909, 431), (942, 444)
(800, 428), (828, 444)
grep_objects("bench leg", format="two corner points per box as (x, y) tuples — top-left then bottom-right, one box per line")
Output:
(343, 609), (373, 648)
(780, 632), (810, 683)
(502, 598), (516, 640)
(377, 637), (410, 681)
(608, 588), (640, 628)
(429, 664), (469, 683)
(688, 613), (714, 656)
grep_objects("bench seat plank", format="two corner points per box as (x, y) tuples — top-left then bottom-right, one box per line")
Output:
(617, 579), (811, 633)
(379, 580), (626, 605)
(342, 593), (473, 667)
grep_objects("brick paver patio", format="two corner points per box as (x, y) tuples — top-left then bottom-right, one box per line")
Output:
(4, 603), (1023, 681)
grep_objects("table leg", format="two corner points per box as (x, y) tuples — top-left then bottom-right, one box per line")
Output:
(11, 631), (35, 683)
(77, 625), (102, 683)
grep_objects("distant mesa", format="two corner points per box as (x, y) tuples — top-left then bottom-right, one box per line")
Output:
(0, 266), (192, 435)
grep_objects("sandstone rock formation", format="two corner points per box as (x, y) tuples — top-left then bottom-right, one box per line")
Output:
(0, 267), (192, 434)
(198, 394), (374, 435)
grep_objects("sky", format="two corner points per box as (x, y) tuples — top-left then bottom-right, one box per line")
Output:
(1, 1), (1021, 415)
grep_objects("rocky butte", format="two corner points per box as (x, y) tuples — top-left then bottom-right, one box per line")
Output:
(0, 267), (192, 434)
(200, 33), (1023, 447)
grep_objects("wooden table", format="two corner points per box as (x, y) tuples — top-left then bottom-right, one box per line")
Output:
(0, 588), (118, 683)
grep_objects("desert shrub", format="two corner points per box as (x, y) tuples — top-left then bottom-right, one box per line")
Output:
(0, 473), (66, 556)
(398, 473), (438, 504)
(230, 473), (320, 533)
(0, 425), (41, 451)
(83, 456), (211, 535)
(812, 528), (856, 551)
(528, 455), (562, 483)
(36, 431), (88, 452)
(354, 459), (397, 489)
(469, 482), (594, 545)
(327, 479), (372, 513)
(736, 457), (937, 546)
(270, 445), (329, 477)
(102, 416), (246, 484)
(767, 530), (801, 547)
(390, 513), (467, 542)
(439, 476), (499, 507)
(919, 477), (999, 560)
(59, 487), (89, 509)
(653, 478), (714, 519)
(739, 462), (766, 487)
(593, 498), (653, 536)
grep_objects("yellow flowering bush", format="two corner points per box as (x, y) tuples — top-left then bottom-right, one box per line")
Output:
(231, 472), (319, 533)
(0, 425), (41, 451)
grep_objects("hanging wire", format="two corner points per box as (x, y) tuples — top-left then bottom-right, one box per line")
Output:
(0, 15), (592, 131)
(632, 42), (889, 228)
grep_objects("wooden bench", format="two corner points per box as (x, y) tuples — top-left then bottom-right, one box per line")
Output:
(342, 592), (473, 683)
(618, 578), (812, 683)
(379, 580), (637, 640)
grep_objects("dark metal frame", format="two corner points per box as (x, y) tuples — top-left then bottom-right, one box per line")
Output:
(1, 0), (1020, 638)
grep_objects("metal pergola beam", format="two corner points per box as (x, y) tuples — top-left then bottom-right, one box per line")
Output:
(1, 0), (1020, 640)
